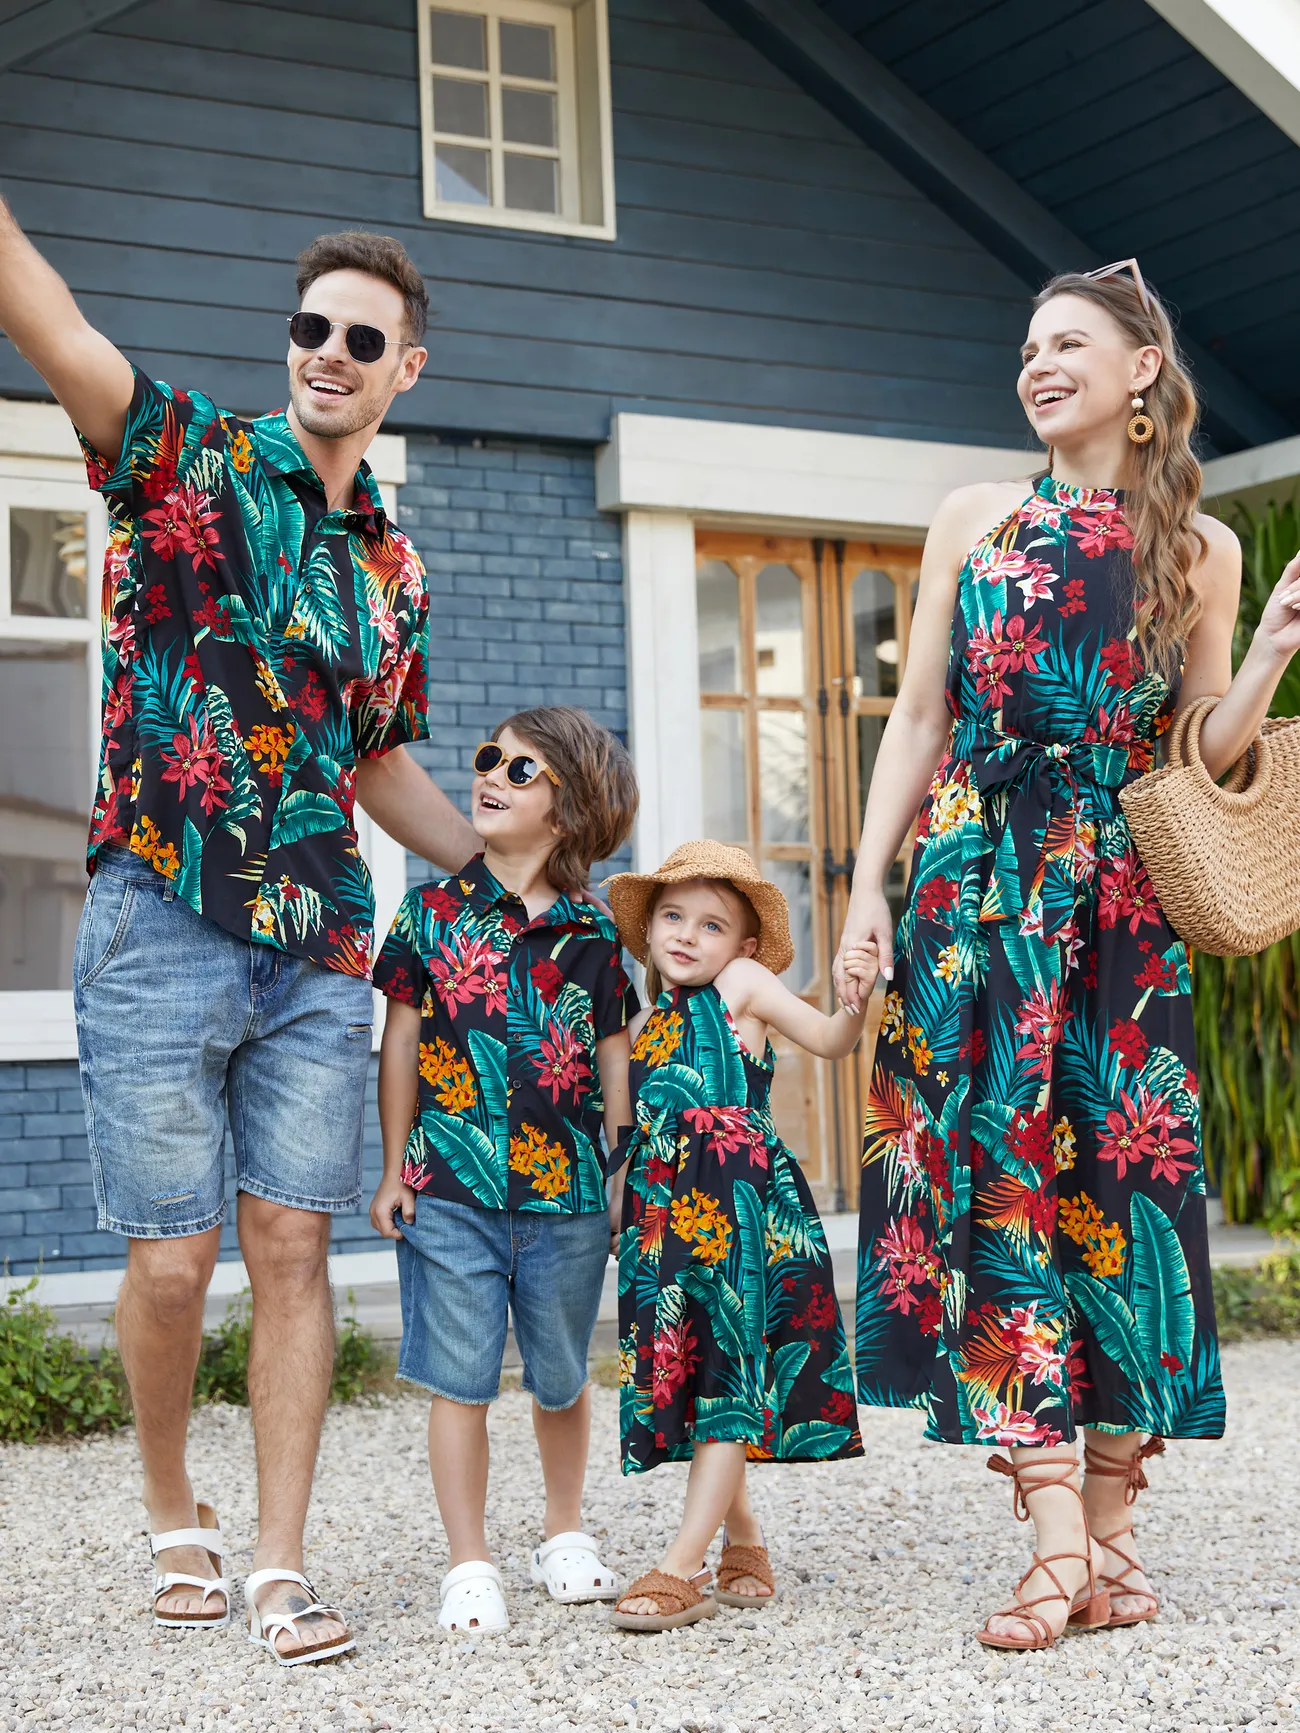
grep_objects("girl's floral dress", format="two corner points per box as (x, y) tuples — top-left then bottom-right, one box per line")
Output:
(856, 475), (1225, 1447)
(620, 983), (863, 1473)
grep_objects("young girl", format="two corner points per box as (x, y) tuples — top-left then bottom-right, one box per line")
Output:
(369, 706), (639, 1635)
(604, 841), (879, 1630)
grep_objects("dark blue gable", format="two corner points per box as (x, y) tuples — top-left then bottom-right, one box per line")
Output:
(0, 0), (1038, 448)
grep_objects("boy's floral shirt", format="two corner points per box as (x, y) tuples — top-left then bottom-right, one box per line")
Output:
(374, 855), (638, 1212)
(79, 367), (429, 975)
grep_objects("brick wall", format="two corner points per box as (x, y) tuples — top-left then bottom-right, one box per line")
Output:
(0, 435), (628, 1276)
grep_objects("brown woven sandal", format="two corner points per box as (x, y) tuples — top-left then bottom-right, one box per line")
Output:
(609, 1567), (716, 1631)
(1084, 1436), (1164, 1627)
(714, 1539), (776, 1607)
(976, 1453), (1111, 1651)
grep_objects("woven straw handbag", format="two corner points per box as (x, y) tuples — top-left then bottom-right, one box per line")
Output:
(1119, 694), (1300, 956)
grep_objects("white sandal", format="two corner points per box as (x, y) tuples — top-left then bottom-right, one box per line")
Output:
(150, 1502), (230, 1629)
(245, 1567), (356, 1667)
(439, 1560), (510, 1633)
(530, 1531), (620, 1603)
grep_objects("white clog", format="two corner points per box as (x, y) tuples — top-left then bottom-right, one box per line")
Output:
(439, 1559), (510, 1633)
(530, 1531), (620, 1603)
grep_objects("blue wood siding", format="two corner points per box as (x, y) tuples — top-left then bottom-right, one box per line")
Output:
(0, 0), (1039, 447)
(817, 0), (1300, 427)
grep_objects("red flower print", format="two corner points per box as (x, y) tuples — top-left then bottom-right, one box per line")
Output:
(1109, 1018), (1149, 1070)
(532, 1019), (592, 1104)
(875, 1215), (939, 1316)
(972, 1402), (1063, 1447)
(421, 884), (461, 920)
(382, 964), (414, 1005)
(682, 1105), (768, 1169)
(143, 582), (171, 625)
(141, 484), (225, 573)
(429, 932), (507, 1017)
(1059, 578), (1087, 618)
(1098, 1088), (1159, 1181)
(651, 1319), (700, 1407)
(1027, 1190), (1058, 1236)
(1006, 1107), (1054, 1185)
(1148, 1101), (1197, 1185)
(790, 1283), (838, 1332)
(296, 670), (329, 723)
(530, 958), (565, 1002)
(965, 610), (1048, 703)
(1065, 1337), (1091, 1394)
(1099, 638), (1140, 687)
(193, 586), (230, 635)
(820, 1389), (856, 1426)
(1159, 1351), (1184, 1372)
(1069, 510), (1134, 559)
(159, 715), (230, 814)
(1014, 981), (1073, 1079)
(1134, 951), (1176, 993)
(1097, 850), (1162, 935)
(915, 877), (958, 920)
(915, 1291), (943, 1338)
(959, 1028), (987, 1065)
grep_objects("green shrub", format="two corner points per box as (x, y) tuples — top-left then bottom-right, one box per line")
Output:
(1212, 1247), (1300, 1341)
(194, 1289), (390, 1407)
(0, 1279), (131, 1443)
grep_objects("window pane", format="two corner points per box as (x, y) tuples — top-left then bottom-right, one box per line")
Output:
(885, 858), (908, 931)
(503, 153), (558, 213)
(432, 74), (488, 138)
(852, 567), (898, 698)
(766, 858), (813, 991)
(436, 143), (491, 204)
(502, 85), (556, 148)
(431, 7), (486, 69)
(754, 564), (803, 696)
(0, 640), (91, 990)
(701, 709), (746, 843)
(856, 713), (886, 828)
(10, 508), (87, 620)
(696, 560), (740, 694)
(500, 19), (554, 80)
(758, 711), (808, 844)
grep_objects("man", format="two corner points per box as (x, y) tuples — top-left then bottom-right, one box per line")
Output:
(0, 203), (478, 1662)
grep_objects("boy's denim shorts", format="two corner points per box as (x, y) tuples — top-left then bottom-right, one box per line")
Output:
(395, 1194), (610, 1410)
(74, 846), (374, 1238)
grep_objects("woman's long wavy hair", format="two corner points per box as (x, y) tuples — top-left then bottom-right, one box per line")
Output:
(1033, 271), (1207, 678)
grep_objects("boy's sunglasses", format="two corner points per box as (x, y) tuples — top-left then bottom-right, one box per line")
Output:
(1081, 257), (1151, 312)
(287, 311), (414, 365)
(473, 741), (561, 788)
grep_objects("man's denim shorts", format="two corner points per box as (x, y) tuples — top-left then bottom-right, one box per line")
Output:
(74, 846), (374, 1238)
(395, 1195), (610, 1410)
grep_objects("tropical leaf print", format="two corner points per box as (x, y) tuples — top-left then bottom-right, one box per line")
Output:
(267, 789), (344, 851)
(858, 473), (1223, 1442)
(203, 683), (261, 851)
(423, 1107), (506, 1209)
(177, 817), (203, 911)
(289, 538), (351, 658)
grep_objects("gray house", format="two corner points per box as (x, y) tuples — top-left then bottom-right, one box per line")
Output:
(3, 0), (1299, 1292)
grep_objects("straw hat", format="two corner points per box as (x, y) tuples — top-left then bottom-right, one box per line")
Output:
(605, 840), (794, 975)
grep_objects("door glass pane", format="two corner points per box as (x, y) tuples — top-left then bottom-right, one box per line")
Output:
(431, 8), (486, 69)
(852, 567), (898, 698)
(754, 564), (803, 695)
(758, 711), (808, 844)
(0, 640), (91, 990)
(500, 19), (554, 80)
(696, 560), (740, 694)
(10, 509), (88, 620)
(503, 153), (558, 213)
(766, 858), (813, 991)
(856, 713), (887, 826)
(885, 858), (908, 931)
(502, 86), (556, 148)
(701, 709), (746, 843)
(435, 143), (491, 204)
(432, 75), (488, 137)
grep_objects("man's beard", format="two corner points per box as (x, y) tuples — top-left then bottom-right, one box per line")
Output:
(289, 376), (388, 440)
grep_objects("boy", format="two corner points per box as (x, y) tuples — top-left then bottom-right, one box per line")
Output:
(370, 706), (639, 1632)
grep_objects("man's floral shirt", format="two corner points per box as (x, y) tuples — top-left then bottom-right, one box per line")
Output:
(79, 367), (429, 974)
(374, 855), (638, 1212)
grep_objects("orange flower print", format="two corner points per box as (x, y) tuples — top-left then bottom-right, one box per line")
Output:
(509, 1122), (571, 1199)
(419, 1038), (476, 1112)
(632, 1010), (684, 1067)
(244, 724), (293, 787)
(129, 814), (179, 879)
(229, 428), (254, 474)
(670, 1187), (733, 1265)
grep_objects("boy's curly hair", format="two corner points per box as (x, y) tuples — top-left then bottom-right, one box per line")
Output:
(493, 707), (638, 894)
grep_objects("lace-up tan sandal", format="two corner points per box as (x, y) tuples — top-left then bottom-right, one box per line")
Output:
(610, 1567), (716, 1631)
(714, 1537), (776, 1607)
(975, 1453), (1111, 1651)
(1084, 1435), (1165, 1627)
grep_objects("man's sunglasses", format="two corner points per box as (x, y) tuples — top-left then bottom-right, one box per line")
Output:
(1081, 257), (1151, 312)
(473, 742), (561, 788)
(287, 311), (415, 365)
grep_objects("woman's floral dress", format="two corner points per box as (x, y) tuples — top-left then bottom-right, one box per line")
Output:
(856, 475), (1225, 1447)
(620, 982), (863, 1473)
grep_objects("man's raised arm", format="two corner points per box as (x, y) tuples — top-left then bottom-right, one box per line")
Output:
(0, 195), (135, 462)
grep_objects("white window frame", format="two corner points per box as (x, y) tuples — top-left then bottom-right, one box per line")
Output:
(417, 0), (616, 240)
(0, 403), (412, 1062)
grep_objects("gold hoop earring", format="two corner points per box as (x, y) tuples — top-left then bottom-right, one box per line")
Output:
(1128, 394), (1155, 445)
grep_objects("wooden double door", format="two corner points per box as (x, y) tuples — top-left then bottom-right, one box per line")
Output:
(694, 529), (921, 1211)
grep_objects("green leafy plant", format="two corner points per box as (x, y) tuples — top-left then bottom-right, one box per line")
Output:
(1192, 498), (1300, 1229)
(0, 1279), (130, 1443)
(1212, 1247), (1300, 1340)
(194, 1289), (390, 1407)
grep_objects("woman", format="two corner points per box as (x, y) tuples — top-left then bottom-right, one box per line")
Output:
(833, 262), (1300, 1650)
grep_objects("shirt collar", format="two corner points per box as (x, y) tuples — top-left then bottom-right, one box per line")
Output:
(459, 853), (597, 931)
(249, 410), (388, 533)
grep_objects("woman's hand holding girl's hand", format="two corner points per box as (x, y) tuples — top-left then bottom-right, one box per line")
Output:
(369, 1174), (416, 1240)
(1254, 552), (1300, 664)
(840, 943), (880, 1005)
(833, 889), (894, 1013)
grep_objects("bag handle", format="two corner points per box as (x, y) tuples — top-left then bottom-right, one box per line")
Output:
(1169, 694), (1272, 807)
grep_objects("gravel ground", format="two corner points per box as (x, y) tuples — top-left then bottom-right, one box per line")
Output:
(2, 1340), (1296, 1733)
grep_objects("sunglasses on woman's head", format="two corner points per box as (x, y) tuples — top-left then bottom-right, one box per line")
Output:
(473, 741), (561, 787)
(287, 311), (414, 365)
(1081, 258), (1152, 312)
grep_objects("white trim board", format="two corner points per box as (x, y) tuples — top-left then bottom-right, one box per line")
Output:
(1200, 433), (1300, 501)
(597, 413), (1039, 536)
(0, 1247), (400, 1309)
(1146, 0), (1300, 150)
